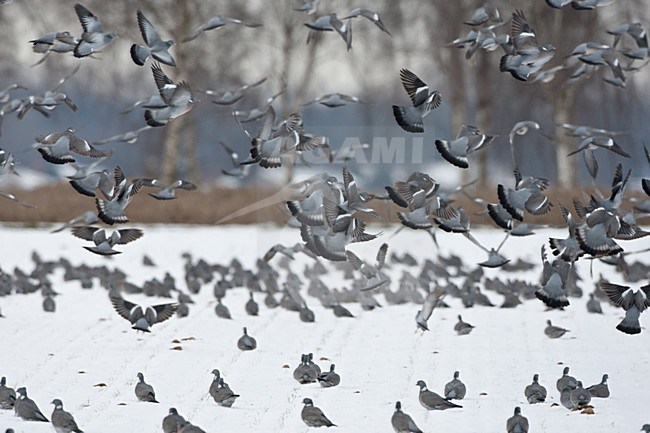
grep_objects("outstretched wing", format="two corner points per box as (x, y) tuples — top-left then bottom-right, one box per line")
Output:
(110, 295), (138, 322)
(152, 303), (179, 324)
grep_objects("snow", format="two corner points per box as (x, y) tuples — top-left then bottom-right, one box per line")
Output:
(0, 224), (649, 433)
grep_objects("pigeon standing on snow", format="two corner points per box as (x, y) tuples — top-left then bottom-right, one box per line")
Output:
(73, 3), (117, 57)
(110, 294), (178, 332)
(506, 407), (528, 433)
(301, 398), (336, 427)
(391, 401), (422, 433)
(524, 374), (547, 404)
(586, 293), (603, 313)
(14, 387), (48, 422)
(586, 374), (609, 398)
(135, 372), (158, 403)
(544, 320), (570, 338)
(0, 377), (16, 409)
(237, 327), (257, 351)
(416, 380), (462, 410)
(162, 408), (185, 433)
(245, 292), (259, 316)
(454, 315), (474, 335)
(556, 367), (578, 392)
(130, 10), (176, 67)
(392, 68), (442, 133)
(444, 371), (466, 400)
(317, 364), (340, 388)
(51, 399), (83, 433)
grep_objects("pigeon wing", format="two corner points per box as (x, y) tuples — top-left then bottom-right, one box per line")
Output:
(74, 3), (103, 34)
(399, 68), (429, 106)
(151, 303), (179, 324)
(110, 295), (138, 322)
(137, 10), (161, 46)
(599, 282), (629, 307)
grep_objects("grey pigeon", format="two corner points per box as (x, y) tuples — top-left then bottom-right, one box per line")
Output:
(342, 8), (391, 35)
(214, 299), (232, 319)
(210, 374), (239, 407)
(415, 286), (445, 331)
(137, 178), (197, 200)
(332, 303), (354, 318)
(144, 63), (196, 127)
(237, 327), (257, 351)
(346, 243), (389, 291)
(392, 69), (441, 133)
(464, 3), (501, 26)
(204, 77), (267, 105)
(570, 381), (591, 409)
(444, 371), (466, 400)
(567, 136), (630, 158)
(73, 3), (117, 57)
(71, 226), (143, 256)
(303, 92), (365, 108)
(416, 380), (462, 410)
(506, 407), (528, 433)
(435, 124), (495, 169)
(464, 232), (511, 268)
(524, 374), (547, 404)
(300, 303), (316, 322)
(599, 282), (650, 334)
(301, 398), (336, 427)
(548, 203), (584, 262)
(317, 364), (340, 388)
(293, 354), (318, 384)
(560, 385), (574, 409)
(608, 22), (647, 49)
(110, 294), (178, 332)
(43, 296), (56, 312)
(93, 126), (152, 145)
(51, 399), (83, 433)
(642, 425), (650, 433)
(454, 315), (474, 335)
(498, 168), (552, 222)
(14, 387), (48, 422)
(219, 141), (250, 178)
(0, 377), (15, 409)
(95, 166), (144, 224)
(131, 10), (176, 67)
(500, 10), (555, 81)
(544, 320), (569, 338)
(182, 16), (261, 43)
(245, 292), (259, 316)
(307, 353), (321, 375)
(162, 408), (185, 433)
(305, 13), (352, 50)
(135, 372), (158, 403)
(34, 128), (111, 165)
(586, 293), (603, 313)
(586, 374), (609, 398)
(556, 367), (578, 392)
(536, 247), (570, 308)
(391, 401), (422, 433)
(571, 0), (618, 10)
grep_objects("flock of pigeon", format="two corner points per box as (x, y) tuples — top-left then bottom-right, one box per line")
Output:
(0, 0), (650, 432)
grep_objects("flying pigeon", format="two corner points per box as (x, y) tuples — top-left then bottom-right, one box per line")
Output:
(71, 226), (143, 256)
(144, 63), (196, 127)
(110, 294), (178, 332)
(392, 68), (441, 133)
(599, 281), (650, 334)
(73, 3), (117, 57)
(131, 10), (176, 67)
(182, 16), (262, 43)
(136, 178), (197, 200)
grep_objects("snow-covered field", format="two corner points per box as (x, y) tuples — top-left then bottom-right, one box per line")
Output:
(0, 224), (649, 433)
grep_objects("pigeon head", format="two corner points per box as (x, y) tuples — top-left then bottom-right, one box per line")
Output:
(514, 406), (522, 415)
(0, 377), (5, 385)
(137, 372), (144, 381)
(302, 398), (314, 406)
(308, 353), (314, 361)
(576, 381), (583, 387)
(457, 314), (462, 321)
(395, 401), (402, 411)
(602, 374), (609, 382)
(164, 40), (174, 48)
(330, 364), (336, 372)
(642, 424), (650, 432)
(453, 371), (460, 379)
(51, 399), (63, 408)
(16, 387), (26, 396)
(243, 327), (248, 335)
(416, 380), (427, 389)
(533, 374), (539, 382)
(169, 408), (178, 415)
(563, 367), (570, 375)
(546, 319), (552, 326)
(211, 369), (220, 377)
(106, 33), (118, 41)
